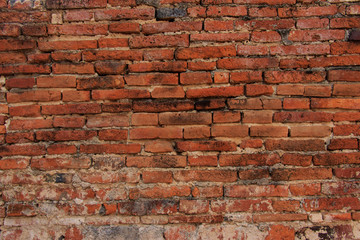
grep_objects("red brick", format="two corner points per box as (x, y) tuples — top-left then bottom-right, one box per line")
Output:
(328, 138), (358, 150)
(5, 77), (35, 89)
(188, 155), (217, 166)
(38, 40), (97, 51)
(236, 19), (295, 31)
(47, 144), (77, 155)
(191, 33), (249, 42)
(174, 170), (237, 182)
(80, 143), (141, 154)
(246, 84), (273, 96)
(213, 199), (272, 213)
(234, 0), (295, 4)
(93, 62), (127, 75)
(99, 129), (128, 141)
(176, 141), (236, 152)
(180, 200), (209, 214)
(211, 125), (248, 137)
(266, 139), (325, 151)
(144, 49), (174, 61)
(42, 103), (101, 115)
(143, 171), (173, 183)
(62, 90), (90, 102)
(130, 34), (189, 48)
(0, 24), (20, 37)
(219, 153), (280, 167)
(270, 44), (330, 56)
(188, 61), (216, 71)
(331, 42), (360, 55)
(45, 0), (107, 9)
(279, 5), (337, 17)
(243, 111), (273, 123)
(0, 144), (46, 156)
(237, 45), (268, 56)
(168, 215), (223, 224)
(130, 186), (191, 199)
(250, 126), (288, 137)
(133, 100), (194, 112)
(333, 84), (360, 96)
(9, 119), (52, 130)
(48, 24), (107, 35)
(192, 186), (223, 198)
(334, 113), (360, 122)
(251, 31), (281, 42)
(274, 111), (333, 122)
(51, 52), (81, 62)
(0, 65), (50, 75)
(266, 225), (295, 240)
(214, 72), (229, 84)
(240, 139), (263, 149)
(127, 156), (186, 168)
(204, 20), (233, 31)
(230, 71), (263, 83)
(265, 71), (325, 83)
(98, 38), (128, 48)
(207, 6), (247, 17)
(130, 127), (182, 139)
(312, 98), (360, 110)
(290, 183), (321, 196)
(296, 17), (329, 29)
(218, 57), (278, 70)
(77, 76), (124, 90)
(180, 72), (212, 85)
(22, 24), (47, 36)
(272, 168), (332, 181)
(125, 73), (177, 86)
(0, 39), (35, 51)
(82, 50), (143, 61)
(159, 112), (211, 125)
(151, 86), (185, 98)
(288, 30), (345, 42)
(108, 0), (136, 6)
(225, 184), (288, 198)
(213, 111), (241, 123)
(0, 53), (26, 64)
(290, 125), (330, 137)
(0, 11), (50, 23)
(92, 89), (150, 100)
(186, 86), (244, 98)
(184, 126), (211, 139)
(283, 98), (310, 110)
(0, 158), (29, 169)
(9, 105), (41, 117)
(129, 61), (187, 73)
(328, 70), (360, 82)
(31, 157), (91, 170)
(142, 21), (202, 34)
(249, 7), (277, 17)
(144, 141), (173, 153)
(63, 10), (93, 21)
(330, 17), (360, 28)
(335, 168), (360, 179)
(176, 46), (236, 60)
(237, 168), (269, 181)
(95, 8), (154, 20)
(7, 90), (61, 103)
(187, 6), (206, 17)
(304, 197), (360, 211)
(314, 153), (360, 166)
(53, 63), (94, 74)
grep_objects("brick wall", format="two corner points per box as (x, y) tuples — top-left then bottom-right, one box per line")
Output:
(0, 0), (360, 239)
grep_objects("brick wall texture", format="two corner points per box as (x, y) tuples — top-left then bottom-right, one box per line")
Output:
(0, 0), (360, 239)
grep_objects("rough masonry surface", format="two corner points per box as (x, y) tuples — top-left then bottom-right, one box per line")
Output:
(0, 0), (360, 239)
